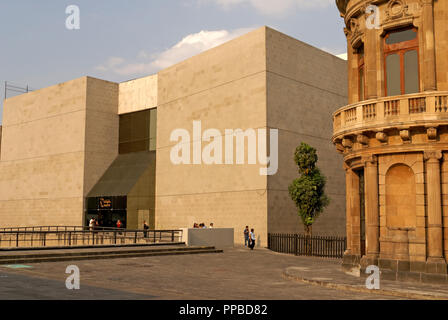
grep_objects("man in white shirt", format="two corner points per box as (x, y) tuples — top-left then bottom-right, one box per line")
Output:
(249, 228), (256, 250)
(89, 218), (97, 231)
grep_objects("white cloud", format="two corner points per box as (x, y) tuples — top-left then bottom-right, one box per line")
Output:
(95, 27), (255, 77)
(95, 57), (125, 72)
(200, 0), (333, 16)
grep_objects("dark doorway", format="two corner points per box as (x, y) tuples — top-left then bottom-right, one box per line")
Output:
(356, 168), (366, 257)
(85, 196), (127, 229)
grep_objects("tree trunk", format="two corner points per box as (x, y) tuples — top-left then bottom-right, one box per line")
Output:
(304, 224), (313, 237)
(304, 224), (313, 255)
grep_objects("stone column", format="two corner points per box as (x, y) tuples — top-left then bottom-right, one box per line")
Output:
(422, 0), (437, 91)
(424, 151), (444, 262)
(364, 155), (380, 259)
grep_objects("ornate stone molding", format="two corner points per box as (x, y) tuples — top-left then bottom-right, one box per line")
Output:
(342, 138), (354, 149)
(424, 150), (442, 161)
(427, 127), (438, 141)
(419, 0), (434, 7)
(357, 134), (369, 145)
(399, 129), (411, 143)
(376, 131), (388, 143)
(385, 0), (411, 22)
(363, 154), (378, 166)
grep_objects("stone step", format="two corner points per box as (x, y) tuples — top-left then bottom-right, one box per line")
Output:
(0, 242), (186, 252)
(0, 246), (223, 265)
(0, 245), (213, 260)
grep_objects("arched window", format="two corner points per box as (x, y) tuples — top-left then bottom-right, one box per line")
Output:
(384, 27), (419, 96)
(357, 45), (365, 101)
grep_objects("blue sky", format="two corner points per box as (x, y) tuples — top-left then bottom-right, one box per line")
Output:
(0, 0), (347, 124)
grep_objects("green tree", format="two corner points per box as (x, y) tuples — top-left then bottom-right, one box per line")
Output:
(288, 142), (330, 236)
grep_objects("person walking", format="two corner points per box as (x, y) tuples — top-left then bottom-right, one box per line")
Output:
(249, 228), (256, 250)
(244, 226), (249, 247)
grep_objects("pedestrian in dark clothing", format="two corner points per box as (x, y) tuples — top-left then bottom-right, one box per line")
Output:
(244, 226), (250, 247)
(143, 220), (149, 238)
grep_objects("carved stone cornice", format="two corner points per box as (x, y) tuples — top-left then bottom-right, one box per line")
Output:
(336, 0), (349, 15)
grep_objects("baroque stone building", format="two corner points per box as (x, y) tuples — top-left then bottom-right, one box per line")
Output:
(334, 0), (448, 282)
(0, 27), (347, 246)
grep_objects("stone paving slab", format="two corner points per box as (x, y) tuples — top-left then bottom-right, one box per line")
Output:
(282, 256), (448, 300)
(0, 248), (407, 300)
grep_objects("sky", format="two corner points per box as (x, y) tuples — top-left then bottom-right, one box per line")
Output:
(0, 0), (347, 124)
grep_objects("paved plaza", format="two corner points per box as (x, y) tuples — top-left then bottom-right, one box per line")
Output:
(0, 247), (419, 300)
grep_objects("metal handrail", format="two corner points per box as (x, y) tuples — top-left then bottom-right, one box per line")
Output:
(0, 228), (183, 249)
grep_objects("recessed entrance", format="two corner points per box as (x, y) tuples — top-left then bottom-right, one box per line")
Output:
(355, 168), (366, 257)
(86, 196), (127, 228)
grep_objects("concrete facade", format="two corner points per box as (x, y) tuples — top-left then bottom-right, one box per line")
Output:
(334, 0), (448, 282)
(0, 27), (347, 247)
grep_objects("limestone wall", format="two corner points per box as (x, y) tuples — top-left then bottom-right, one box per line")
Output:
(265, 28), (348, 236)
(155, 27), (268, 246)
(83, 77), (119, 199)
(0, 76), (119, 228)
(119, 75), (158, 115)
(0, 77), (89, 227)
(127, 152), (156, 230)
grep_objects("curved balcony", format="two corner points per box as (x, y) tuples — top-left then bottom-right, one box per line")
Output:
(333, 91), (448, 139)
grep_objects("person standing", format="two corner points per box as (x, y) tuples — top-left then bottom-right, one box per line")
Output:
(116, 220), (122, 229)
(143, 220), (149, 238)
(89, 218), (95, 231)
(249, 228), (256, 250)
(244, 226), (249, 247)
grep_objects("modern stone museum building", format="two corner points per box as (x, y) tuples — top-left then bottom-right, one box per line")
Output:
(334, 0), (448, 280)
(0, 27), (347, 246)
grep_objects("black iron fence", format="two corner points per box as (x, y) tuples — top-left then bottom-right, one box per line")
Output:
(268, 233), (346, 259)
(0, 227), (183, 249)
